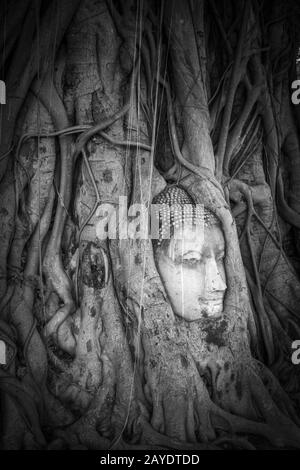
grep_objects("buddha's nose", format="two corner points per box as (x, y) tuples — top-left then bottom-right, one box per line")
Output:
(205, 258), (226, 293)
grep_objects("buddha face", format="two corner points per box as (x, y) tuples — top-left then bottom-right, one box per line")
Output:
(155, 222), (227, 321)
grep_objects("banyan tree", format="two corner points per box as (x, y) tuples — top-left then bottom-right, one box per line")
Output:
(1, 0), (300, 450)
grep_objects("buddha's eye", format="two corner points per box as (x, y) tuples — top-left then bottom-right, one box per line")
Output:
(182, 257), (200, 266)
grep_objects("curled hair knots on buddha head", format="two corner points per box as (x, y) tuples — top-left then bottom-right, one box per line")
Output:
(151, 185), (220, 249)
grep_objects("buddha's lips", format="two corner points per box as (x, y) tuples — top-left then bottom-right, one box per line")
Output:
(198, 296), (224, 305)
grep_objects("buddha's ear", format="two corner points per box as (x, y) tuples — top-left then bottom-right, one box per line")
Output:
(153, 238), (173, 261)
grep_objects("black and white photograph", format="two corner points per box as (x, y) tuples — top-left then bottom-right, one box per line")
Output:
(1, 0), (300, 456)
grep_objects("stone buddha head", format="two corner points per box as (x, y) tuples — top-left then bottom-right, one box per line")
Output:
(152, 185), (227, 321)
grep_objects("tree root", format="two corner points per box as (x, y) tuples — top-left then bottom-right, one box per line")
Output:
(31, 76), (77, 353)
